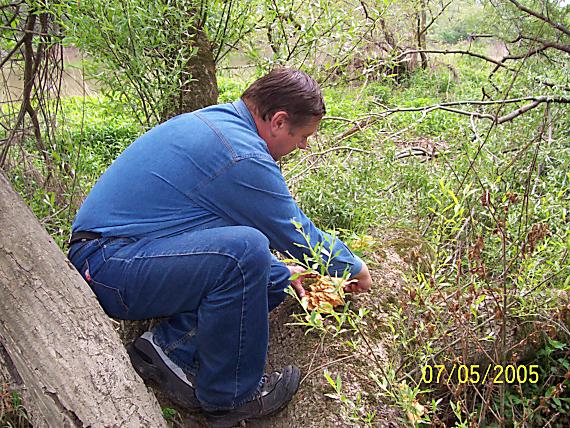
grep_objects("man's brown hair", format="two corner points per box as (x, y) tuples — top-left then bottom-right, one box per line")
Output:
(241, 68), (326, 128)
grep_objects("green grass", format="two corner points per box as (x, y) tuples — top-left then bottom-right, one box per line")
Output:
(0, 388), (31, 428)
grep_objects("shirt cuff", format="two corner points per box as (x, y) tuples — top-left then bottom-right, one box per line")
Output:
(349, 254), (364, 277)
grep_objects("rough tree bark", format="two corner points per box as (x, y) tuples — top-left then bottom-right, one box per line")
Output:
(164, 23), (218, 120)
(0, 172), (167, 427)
(180, 27), (219, 112)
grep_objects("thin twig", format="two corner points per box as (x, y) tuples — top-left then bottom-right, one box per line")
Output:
(506, 0), (570, 37)
(301, 353), (354, 385)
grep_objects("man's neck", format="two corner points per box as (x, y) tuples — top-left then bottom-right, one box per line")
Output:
(243, 99), (270, 142)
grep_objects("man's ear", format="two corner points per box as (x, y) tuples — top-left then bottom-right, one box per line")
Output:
(270, 111), (289, 132)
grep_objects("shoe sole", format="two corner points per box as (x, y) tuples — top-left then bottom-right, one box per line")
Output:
(206, 365), (301, 428)
(127, 336), (201, 411)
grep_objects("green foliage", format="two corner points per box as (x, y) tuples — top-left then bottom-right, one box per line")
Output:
(488, 0), (569, 46)
(216, 76), (248, 103)
(275, 19), (569, 422)
(8, 38), (566, 425)
(59, 97), (142, 179)
(65, 0), (202, 125)
(6, 95), (142, 247)
(161, 406), (178, 422)
(0, 388), (31, 428)
(239, 0), (380, 78)
(283, 227), (386, 425)
(294, 154), (385, 232)
(65, 0), (257, 125)
(323, 370), (379, 425)
(431, 0), (488, 43)
(364, 83), (392, 104)
(65, 0), (379, 124)
(286, 219), (345, 276)
(377, 109), (570, 424)
(283, 223), (369, 337)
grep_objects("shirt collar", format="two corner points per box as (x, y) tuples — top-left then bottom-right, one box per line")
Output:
(233, 98), (258, 133)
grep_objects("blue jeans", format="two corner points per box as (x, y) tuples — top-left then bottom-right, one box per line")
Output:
(68, 226), (291, 410)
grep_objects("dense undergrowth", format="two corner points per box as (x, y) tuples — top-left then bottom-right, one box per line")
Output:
(281, 58), (569, 426)
(3, 50), (570, 427)
(0, 386), (30, 428)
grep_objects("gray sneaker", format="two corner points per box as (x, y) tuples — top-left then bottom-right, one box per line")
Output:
(126, 331), (201, 411)
(204, 365), (301, 428)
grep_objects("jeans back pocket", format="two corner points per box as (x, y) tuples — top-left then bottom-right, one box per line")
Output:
(82, 260), (129, 319)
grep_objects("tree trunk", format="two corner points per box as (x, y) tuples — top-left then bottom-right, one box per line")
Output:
(417, 0), (428, 69)
(164, 24), (218, 120)
(0, 172), (167, 427)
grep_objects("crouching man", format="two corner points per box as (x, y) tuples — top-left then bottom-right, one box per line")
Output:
(68, 68), (372, 428)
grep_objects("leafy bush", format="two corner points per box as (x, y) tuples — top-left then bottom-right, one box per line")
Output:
(431, 0), (488, 44)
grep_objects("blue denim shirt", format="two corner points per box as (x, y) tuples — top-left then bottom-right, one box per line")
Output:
(73, 99), (362, 276)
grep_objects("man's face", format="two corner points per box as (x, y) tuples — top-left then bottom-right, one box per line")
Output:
(266, 113), (321, 160)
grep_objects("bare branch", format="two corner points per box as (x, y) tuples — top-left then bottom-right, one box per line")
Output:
(394, 146), (436, 161)
(392, 49), (516, 71)
(534, 76), (570, 92)
(528, 40), (570, 55)
(506, 0), (570, 38)
(420, 0), (453, 36)
(491, 41), (570, 73)
(324, 115), (379, 142)
(286, 145), (374, 184)
(438, 105), (494, 121)
(0, 11), (37, 167)
(467, 34), (496, 41)
(370, 96), (570, 125)
(359, 0), (370, 21)
(375, 96), (570, 110)
(0, 25), (54, 37)
(496, 100), (541, 124)
(500, 41), (570, 63)
(0, 34), (25, 69)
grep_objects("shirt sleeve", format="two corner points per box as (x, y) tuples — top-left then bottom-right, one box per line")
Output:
(191, 155), (362, 277)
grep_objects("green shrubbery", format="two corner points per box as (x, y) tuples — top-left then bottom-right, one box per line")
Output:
(5, 96), (142, 246)
(280, 56), (569, 425)
(7, 50), (569, 426)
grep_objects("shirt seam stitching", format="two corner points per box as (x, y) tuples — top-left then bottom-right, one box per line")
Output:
(194, 111), (237, 159)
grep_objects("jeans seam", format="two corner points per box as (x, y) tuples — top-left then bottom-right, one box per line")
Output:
(234, 255), (247, 407)
(90, 278), (129, 313)
(162, 327), (198, 354)
(94, 235), (265, 408)
(131, 250), (245, 260)
(97, 239), (107, 263)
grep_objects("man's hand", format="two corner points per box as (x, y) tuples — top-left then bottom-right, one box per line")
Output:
(288, 261), (372, 297)
(287, 265), (308, 299)
(344, 261), (372, 293)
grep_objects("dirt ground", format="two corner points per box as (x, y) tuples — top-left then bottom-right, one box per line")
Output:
(158, 241), (411, 428)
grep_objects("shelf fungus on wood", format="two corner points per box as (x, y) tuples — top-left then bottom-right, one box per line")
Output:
(302, 275), (354, 313)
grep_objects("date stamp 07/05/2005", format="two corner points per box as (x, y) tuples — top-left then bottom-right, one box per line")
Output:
(421, 364), (540, 385)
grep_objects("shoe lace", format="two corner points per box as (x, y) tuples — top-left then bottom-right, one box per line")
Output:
(247, 371), (281, 413)
(259, 371), (282, 397)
